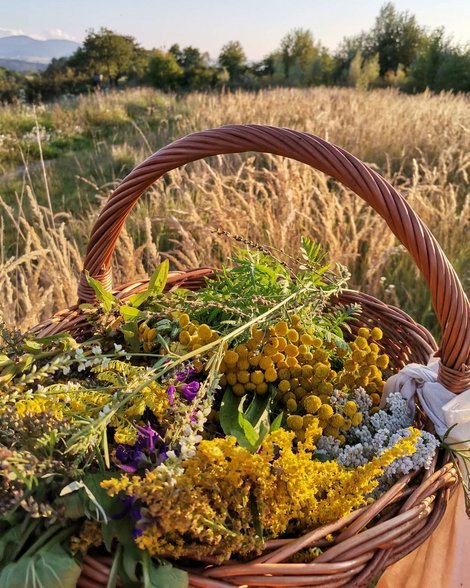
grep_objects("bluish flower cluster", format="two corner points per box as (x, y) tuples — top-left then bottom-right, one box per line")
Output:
(316, 392), (439, 487)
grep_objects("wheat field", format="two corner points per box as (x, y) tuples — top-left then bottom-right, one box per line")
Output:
(0, 87), (468, 337)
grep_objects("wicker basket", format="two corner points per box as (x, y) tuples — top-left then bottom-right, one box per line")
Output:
(32, 125), (469, 588)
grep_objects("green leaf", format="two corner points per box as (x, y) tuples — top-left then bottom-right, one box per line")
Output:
(21, 340), (43, 353)
(219, 388), (278, 451)
(244, 391), (272, 430)
(0, 526), (23, 564)
(120, 306), (142, 320)
(219, 391), (253, 450)
(60, 481), (107, 522)
(237, 413), (259, 447)
(57, 493), (86, 520)
(128, 291), (151, 309)
(102, 516), (137, 552)
(117, 562), (141, 588)
(106, 544), (121, 588)
(82, 473), (122, 517)
(219, 388), (245, 437)
(0, 544), (81, 588)
(119, 541), (143, 584)
(121, 321), (141, 352)
(0, 354), (12, 366)
(146, 561), (188, 588)
(270, 412), (284, 433)
(128, 260), (170, 308)
(85, 272), (116, 312)
(60, 473), (121, 524)
(149, 259), (169, 293)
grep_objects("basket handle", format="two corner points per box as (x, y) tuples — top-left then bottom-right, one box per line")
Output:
(78, 124), (469, 392)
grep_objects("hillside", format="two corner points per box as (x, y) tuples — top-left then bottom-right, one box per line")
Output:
(0, 35), (79, 70)
(0, 58), (47, 72)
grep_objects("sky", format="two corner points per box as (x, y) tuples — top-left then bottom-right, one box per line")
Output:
(0, 0), (469, 60)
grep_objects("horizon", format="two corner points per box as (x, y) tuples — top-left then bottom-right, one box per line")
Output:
(1, 0), (469, 62)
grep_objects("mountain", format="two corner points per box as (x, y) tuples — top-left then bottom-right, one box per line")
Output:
(0, 58), (47, 72)
(0, 35), (79, 71)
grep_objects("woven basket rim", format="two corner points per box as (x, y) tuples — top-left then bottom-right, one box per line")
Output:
(27, 125), (468, 586)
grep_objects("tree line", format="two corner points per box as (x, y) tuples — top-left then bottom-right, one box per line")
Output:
(1, 3), (469, 103)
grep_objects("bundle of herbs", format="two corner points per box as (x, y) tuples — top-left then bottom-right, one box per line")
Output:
(0, 239), (440, 588)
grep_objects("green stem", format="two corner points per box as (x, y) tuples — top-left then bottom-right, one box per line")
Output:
(22, 522), (78, 558)
(10, 518), (41, 561)
(142, 551), (151, 588)
(66, 287), (308, 450)
(106, 543), (122, 588)
(102, 426), (110, 469)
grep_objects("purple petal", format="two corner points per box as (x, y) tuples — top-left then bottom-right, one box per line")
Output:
(111, 496), (134, 519)
(166, 385), (176, 405)
(182, 381), (200, 401)
(117, 463), (138, 473)
(135, 422), (158, 452)
(176, 365), (197, 382)
(115, 445), (130, 462)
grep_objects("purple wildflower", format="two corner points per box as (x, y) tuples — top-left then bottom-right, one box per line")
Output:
(181, 380), (200, 401)
(166, 385), (176, 405)
(135, 422), (158, 452)
(176, 365), (197, 382)
(118, 463), (140, 473)
(114, 445), (145, 473)
(114, 422), (161, 472)
(112, 496), (142, 532)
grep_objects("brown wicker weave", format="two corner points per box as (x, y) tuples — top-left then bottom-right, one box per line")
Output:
(31, 125), (468, 587)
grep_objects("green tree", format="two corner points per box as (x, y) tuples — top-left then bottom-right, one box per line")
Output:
(146, 50), (183, 90)
(0, 67), (24, 103)
(218, 41), (247, 82)
(168, 44), (183, 64)
(405, 29), (447, 92)
(69, 28), (145, 86)
(364, 3), (424, 76)
(434, 46), (470, 92)
(168, 45), (216, 89)
(280, 29), (317, 80)
(333, 34), (366, 83)
(348, 52), (380, 90)
(310, 48), (335, 85)
(251, 54), (276, 78)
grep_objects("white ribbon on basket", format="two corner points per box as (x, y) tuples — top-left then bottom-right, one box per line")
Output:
(378, 360), (470, 587)
(382, 357), (470, 498)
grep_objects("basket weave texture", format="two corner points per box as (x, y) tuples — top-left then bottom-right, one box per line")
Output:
(32, 125), (469, 588)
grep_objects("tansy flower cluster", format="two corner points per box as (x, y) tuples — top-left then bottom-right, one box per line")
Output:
(174, 312), (221, 372)
(213, 317), (389, 444)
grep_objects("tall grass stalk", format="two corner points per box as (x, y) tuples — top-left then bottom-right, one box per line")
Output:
(0, 87), (468, 337)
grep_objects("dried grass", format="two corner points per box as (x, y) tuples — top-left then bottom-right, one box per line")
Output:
(0, 87), (468, 337)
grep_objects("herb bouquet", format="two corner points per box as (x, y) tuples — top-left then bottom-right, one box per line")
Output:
(1, 126), (466, 588)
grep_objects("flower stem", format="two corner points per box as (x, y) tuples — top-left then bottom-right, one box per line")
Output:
(22, 522), (79, 558)
(10, 518), (41, 561)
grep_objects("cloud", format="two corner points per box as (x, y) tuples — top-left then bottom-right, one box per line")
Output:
(40, 29), (80, 42)
(0, 27), (80, 42)
(0, 28), (26, 37)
